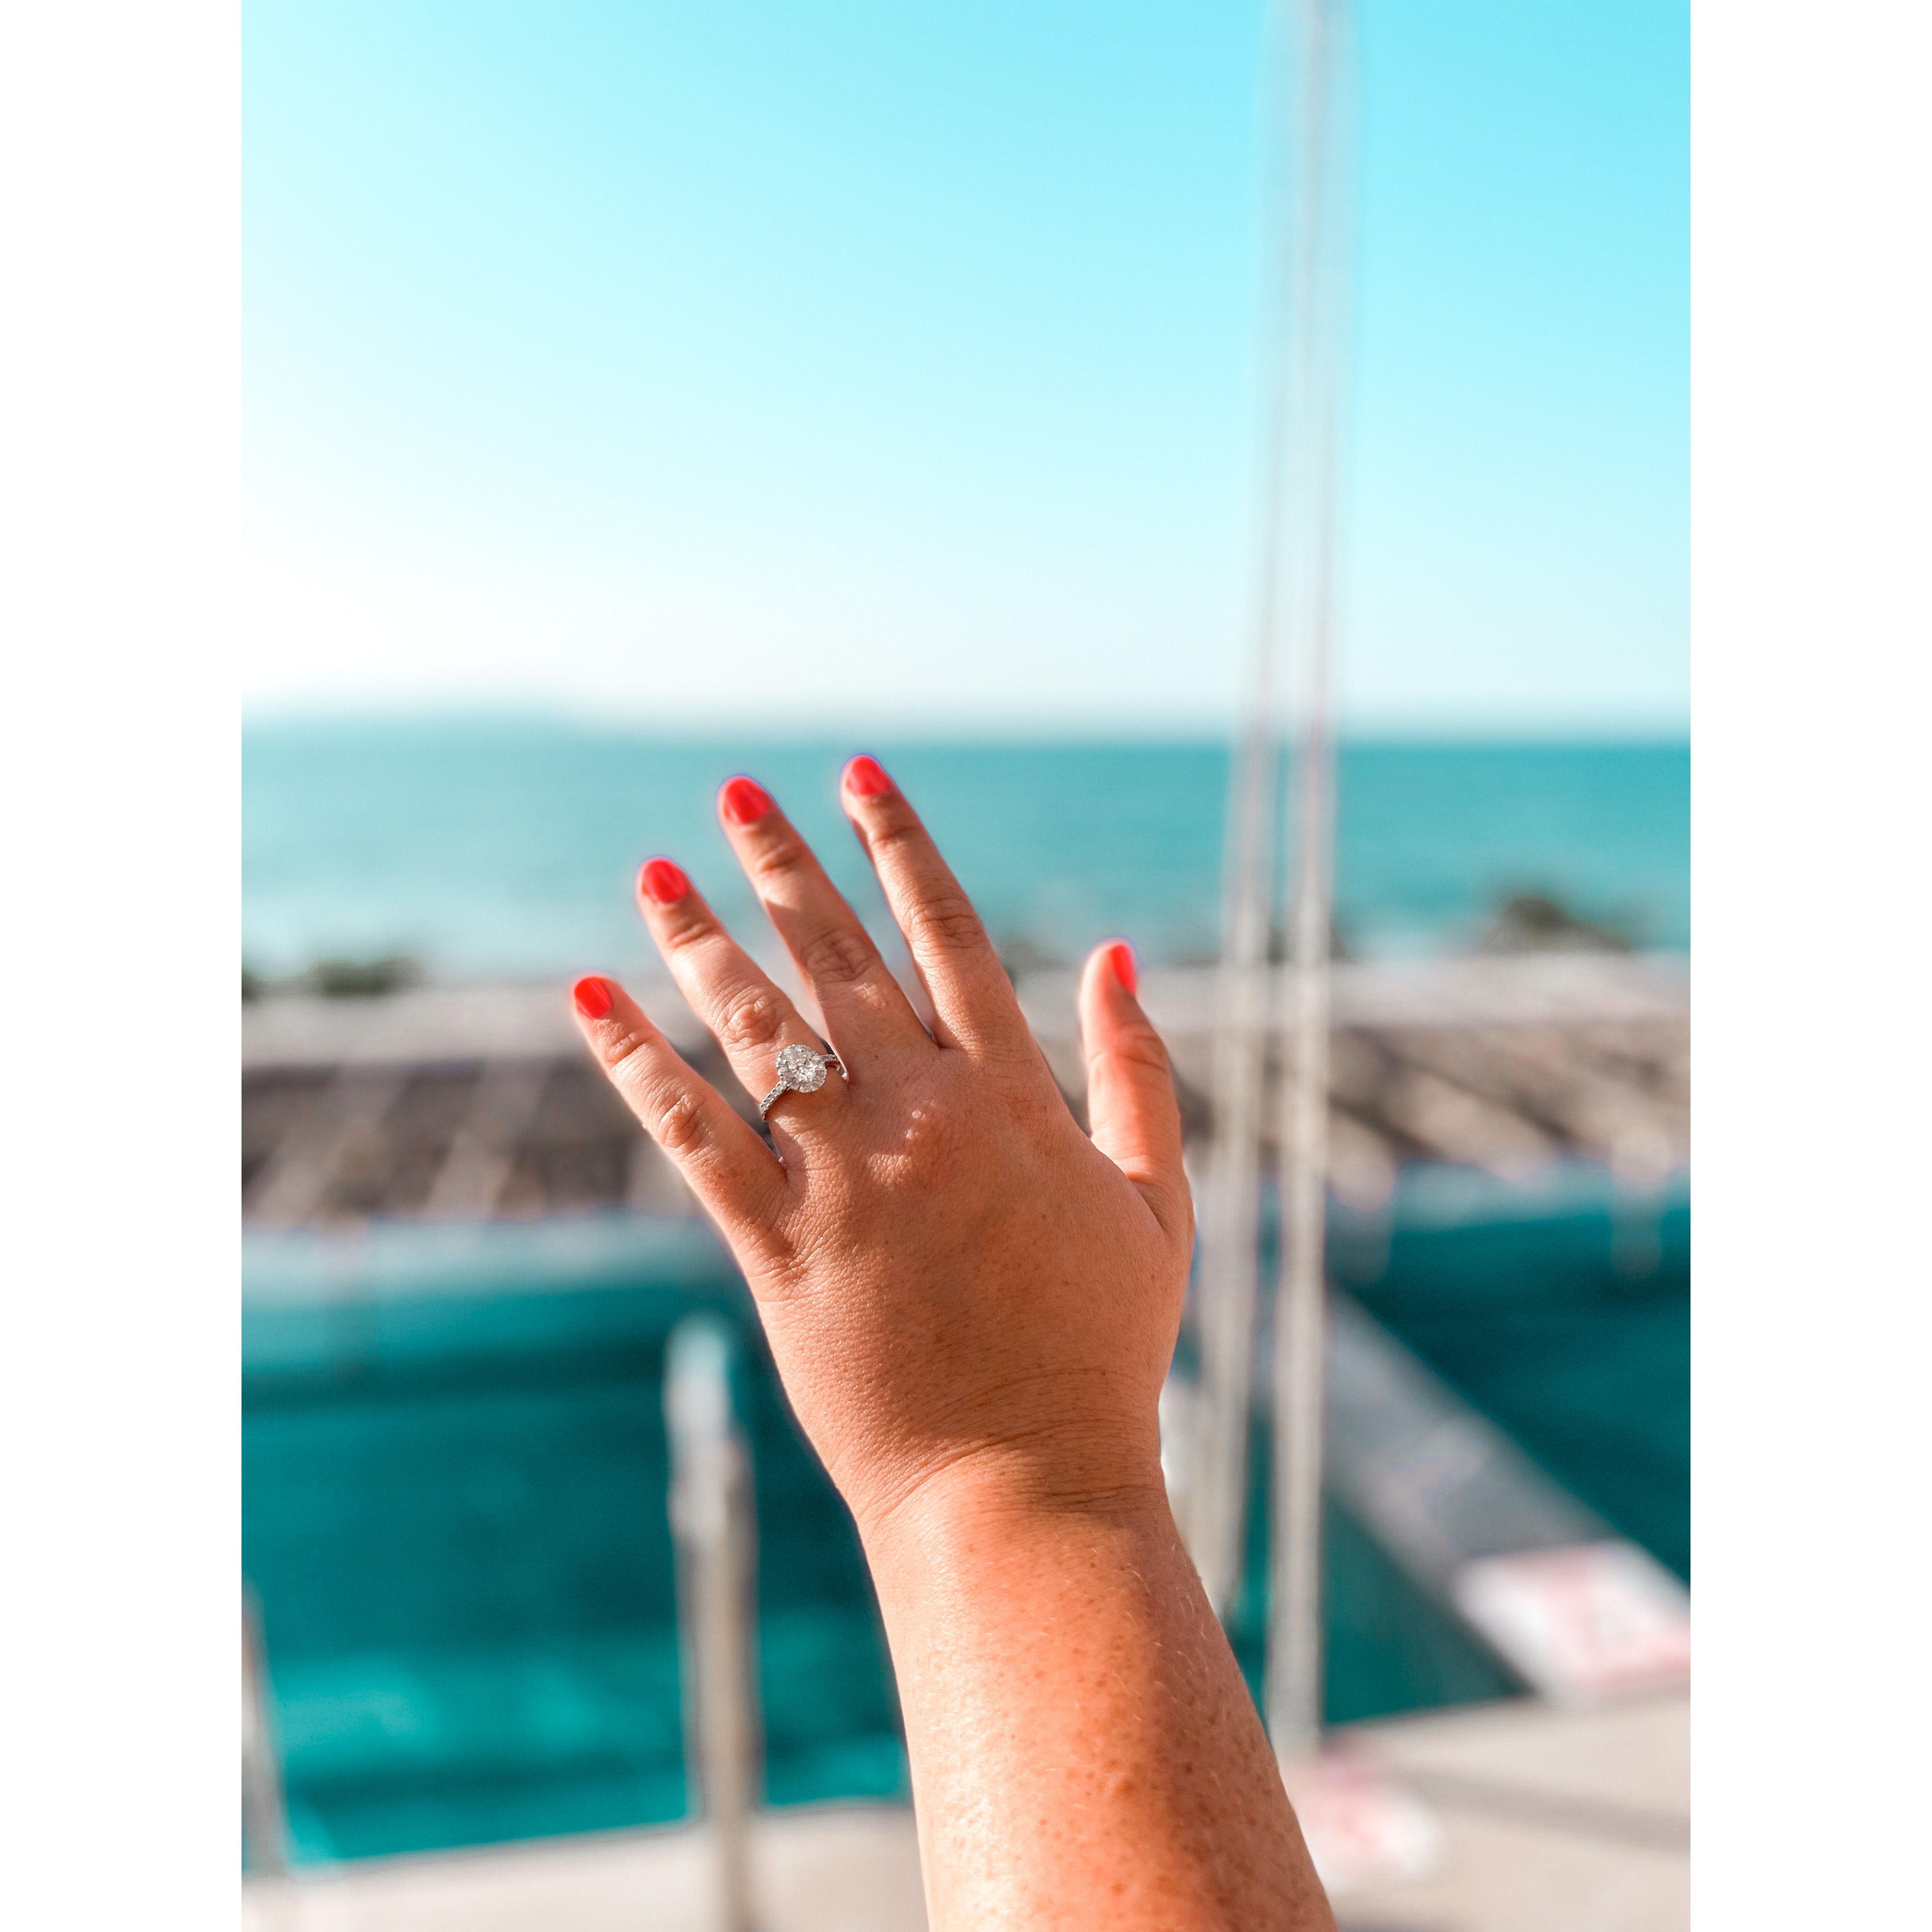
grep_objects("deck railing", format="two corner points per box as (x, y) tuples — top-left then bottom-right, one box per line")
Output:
(666, 1316), (763, 1932)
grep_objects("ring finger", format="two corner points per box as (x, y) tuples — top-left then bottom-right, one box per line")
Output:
(633, 855), (846, 1143)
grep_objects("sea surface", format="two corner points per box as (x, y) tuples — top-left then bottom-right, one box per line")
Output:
(242, 719), (1689, 982)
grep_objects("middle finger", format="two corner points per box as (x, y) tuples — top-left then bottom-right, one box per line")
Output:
(715, 775), (931, 1056)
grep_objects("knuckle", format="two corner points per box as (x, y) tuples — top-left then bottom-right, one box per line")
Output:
(866, 814), (948, 883)
(653, 1088), (710, 1158)
(717, 985), (788, 1055)
(604, 1039), (710, 1159)
(1113, 1026), (1173, 1079)
(798, 921), (877, 988)
(865, 810), (925, 859)
(862, 1116), (968, 1194)
(747, 829), (809, 889)
(908, 892), (987, 957)
(659, 915), (712, 960)
(602, 1028), (661, 1081)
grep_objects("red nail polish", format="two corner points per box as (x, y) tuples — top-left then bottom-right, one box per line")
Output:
(573, 975), (613, 1019)
(720, 776), (773, 827)
(845, 755), (894, 800)
(638, 858), (690, 906)
(1105, 941), (1138, 995)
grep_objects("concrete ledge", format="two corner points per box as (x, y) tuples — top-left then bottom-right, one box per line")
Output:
(242, 1693), (1687, 1932)
(1340, 1692), (1688, 1931)
(242, 1802), (927, 1932)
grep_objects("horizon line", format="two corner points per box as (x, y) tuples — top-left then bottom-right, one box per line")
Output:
(242, 702), (1690, 746)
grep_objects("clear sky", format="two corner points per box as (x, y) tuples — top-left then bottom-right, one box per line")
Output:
(242, 1), (1688, 735)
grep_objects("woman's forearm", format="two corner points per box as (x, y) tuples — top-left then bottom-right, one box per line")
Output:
(860, 1463), (1336, 1932)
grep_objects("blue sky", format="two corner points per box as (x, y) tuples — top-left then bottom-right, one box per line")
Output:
(243, 1), (1687, 734)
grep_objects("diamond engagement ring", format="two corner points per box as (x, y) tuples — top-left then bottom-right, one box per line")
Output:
(759, 1044), (845, 1121)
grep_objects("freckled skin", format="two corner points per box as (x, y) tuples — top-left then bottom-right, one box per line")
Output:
(577, 769), (1337, 1932)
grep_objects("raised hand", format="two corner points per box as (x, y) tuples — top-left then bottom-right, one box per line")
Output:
(571, 755), (1333, 1932)
(571, 756), (1193, 1541)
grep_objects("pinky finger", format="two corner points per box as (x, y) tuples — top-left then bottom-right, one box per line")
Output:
(571, 975), (788, 1241)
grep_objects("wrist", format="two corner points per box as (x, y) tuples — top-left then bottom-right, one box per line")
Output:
(850, 1432), (1175, 1585)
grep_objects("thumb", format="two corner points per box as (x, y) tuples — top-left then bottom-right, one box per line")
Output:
(1078, 942), (1191, 1244)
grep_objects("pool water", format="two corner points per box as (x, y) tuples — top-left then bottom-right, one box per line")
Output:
(1333, 1165), (1690, 1580)
(244, 1179), (1688, 1864)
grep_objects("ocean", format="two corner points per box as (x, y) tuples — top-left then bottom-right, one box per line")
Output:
(242, 720), (1689, 983)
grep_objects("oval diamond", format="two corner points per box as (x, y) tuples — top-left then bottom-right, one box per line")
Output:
(774, 1044), (827, 1092)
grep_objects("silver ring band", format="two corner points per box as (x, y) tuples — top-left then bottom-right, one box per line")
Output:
(759, 1044), (845, 1121)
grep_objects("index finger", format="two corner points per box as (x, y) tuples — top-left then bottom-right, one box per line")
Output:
(838, 755), (1028, 1054)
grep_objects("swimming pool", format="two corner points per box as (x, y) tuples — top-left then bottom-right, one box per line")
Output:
(243, 1174), (1687, 1865)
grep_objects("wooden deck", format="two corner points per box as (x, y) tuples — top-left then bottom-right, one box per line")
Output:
(242, 954), (1688, 1227)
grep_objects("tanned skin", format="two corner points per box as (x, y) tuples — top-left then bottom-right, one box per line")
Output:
(573, 757), (1335, 1932)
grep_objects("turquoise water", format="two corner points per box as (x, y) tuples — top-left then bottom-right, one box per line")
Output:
(241, 720), (1690, 1866)
(243, 1182), (1688, 1866)
(244, 1222), (901, 1863)
(242, 720), (1689, 980)
(1334, 1168), (1691, 1582)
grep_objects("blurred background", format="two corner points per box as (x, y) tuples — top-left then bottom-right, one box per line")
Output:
(241, 3), (1689, 1926)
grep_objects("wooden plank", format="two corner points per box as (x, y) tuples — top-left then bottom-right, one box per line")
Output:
(247, 1068), (407, 1227)
(421, 1061), (553, 1220)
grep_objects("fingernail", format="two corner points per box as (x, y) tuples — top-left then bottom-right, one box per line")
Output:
(720, 776), (773, 827)
(1104, 941), (1138, 995)
(573, 975), (613, 1019)
(845, 754), (894, 800)
(638, 858), (690, 906)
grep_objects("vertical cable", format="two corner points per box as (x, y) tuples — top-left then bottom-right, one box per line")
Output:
(1185, 0), (1301, 1621)
(1267, 0), (1357, 1765)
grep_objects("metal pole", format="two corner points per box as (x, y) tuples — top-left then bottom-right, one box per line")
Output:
(1267, 0), (1357, 1766)
(242, 1587), (292, 1880)
(666, 1318), (761, 1932)
(1183, 0), (1302, 1621)
(1187, 575), (1281, 1612)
